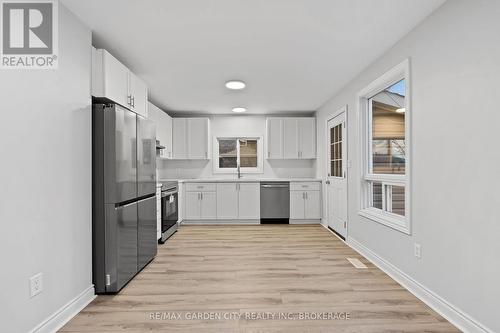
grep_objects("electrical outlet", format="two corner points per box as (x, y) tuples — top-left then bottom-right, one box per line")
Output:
(30, 273), (43, 298)
(414, 243), (422, 259)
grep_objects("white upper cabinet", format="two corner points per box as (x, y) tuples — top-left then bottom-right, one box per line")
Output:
(187, 118), (209, 159)
(266, 118), (284, 159)
(172, 118), (210, 160)
(284, 118), (299, 159)
(92, 48), (129, 107)
(298, 118), (316, 159)
(148, 103), (173, 158)
(92, 48), (148, 118)
(172, 118), (188, 159)
(266, 117), (316, 159)
(128, 72), (148, 118)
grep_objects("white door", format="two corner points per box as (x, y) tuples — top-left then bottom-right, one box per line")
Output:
(185, 192), (200, 219)
(327, 109), (348, 238)
(172, 118), (187, 159)
(298, 118), (316, 159)
(238, 183), (260, 219)
(188, 118), (209, 159)
(290, 191), (305, 219)
(266, 118), (283, 159)
(283, 118), (299, 159)
(305, 191), (321, 219)
(200, 192), (217, 219)
(217, 184), (238, 219)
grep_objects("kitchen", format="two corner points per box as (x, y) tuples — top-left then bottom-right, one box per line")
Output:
(1, 1), (498, 332)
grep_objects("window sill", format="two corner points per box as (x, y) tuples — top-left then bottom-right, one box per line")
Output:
(358, 208), (410, 235)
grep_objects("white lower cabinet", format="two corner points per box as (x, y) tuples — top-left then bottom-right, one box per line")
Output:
(216, 184), (238, 219)
(290, 191), (306, 219)
(216, 183), (260, 220)
(238, 183), (260, 219)
(185, 190), (216, 220)
(290, 182), (321, 221)
(200, 191), (217, 219)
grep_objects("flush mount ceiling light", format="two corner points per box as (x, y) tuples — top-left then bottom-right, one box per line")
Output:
(232, 107), (247, 113)
(225, 80), (246, 90)
(396, 108), (406, 113)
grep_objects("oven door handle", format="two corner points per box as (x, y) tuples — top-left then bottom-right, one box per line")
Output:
(162, 190), (178, 197)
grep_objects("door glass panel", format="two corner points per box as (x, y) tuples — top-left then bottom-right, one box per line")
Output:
(330, 123), (343, 177)
(369, 79), (406, 175)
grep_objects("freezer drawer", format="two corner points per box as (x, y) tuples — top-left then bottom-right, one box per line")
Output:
(104, 202), (138, 293)
(138, 196), (157, 270)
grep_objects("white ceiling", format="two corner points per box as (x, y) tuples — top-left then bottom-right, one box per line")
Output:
(62, 0), (446, 114)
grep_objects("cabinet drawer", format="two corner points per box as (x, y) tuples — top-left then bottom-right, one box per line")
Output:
(290, 182), (321, 191)
(185, 183), (216, 192)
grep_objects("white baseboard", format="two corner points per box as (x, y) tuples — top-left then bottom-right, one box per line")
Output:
(289, 219), (321, 224)
(347, 237), (491, 333)
(182, 219), (260, 225)
(31, 285), (96, 333)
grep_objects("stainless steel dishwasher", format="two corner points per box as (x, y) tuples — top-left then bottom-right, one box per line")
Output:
(260, 182), (290, 224)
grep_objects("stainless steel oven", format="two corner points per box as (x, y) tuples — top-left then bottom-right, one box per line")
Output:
(159, 182), (178, 243)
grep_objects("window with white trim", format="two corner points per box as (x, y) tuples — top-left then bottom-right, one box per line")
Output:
(358, 59), (411, 234)
(213, 137), (263, 174)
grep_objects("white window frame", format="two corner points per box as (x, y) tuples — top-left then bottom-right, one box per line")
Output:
(357, 59), (411, 234)
(213, 136), (264, 174)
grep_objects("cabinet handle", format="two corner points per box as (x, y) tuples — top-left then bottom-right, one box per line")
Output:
(201, 192), (203, 200)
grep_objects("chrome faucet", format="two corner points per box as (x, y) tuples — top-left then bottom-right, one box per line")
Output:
(237, 164), (241, 179)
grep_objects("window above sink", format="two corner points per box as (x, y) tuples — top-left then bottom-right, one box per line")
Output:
(213, 136), (263, 174)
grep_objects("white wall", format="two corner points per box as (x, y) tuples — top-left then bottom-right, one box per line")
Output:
(316, 1), (499, 332)
(0, 5), (93, 333)
(158, 115), (316, 179)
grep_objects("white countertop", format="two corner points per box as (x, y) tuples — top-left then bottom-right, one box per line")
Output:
(158, 178), (322, 183)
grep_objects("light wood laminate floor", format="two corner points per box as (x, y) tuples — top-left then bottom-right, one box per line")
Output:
(61, 225), (459, 332)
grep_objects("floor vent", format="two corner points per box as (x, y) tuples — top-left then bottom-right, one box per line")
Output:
(347, 257), (367, 269)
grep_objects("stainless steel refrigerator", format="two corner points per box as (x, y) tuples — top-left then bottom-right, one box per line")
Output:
(92, 103), (157, 293)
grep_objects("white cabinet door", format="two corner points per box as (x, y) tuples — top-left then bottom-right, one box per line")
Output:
(129, 72), (148, 118)
(164, 114), (173, 158)
(172, 118), (187, 159)
(200, 192), (217, 219)
(217, 184), (238, 219)
(305, 191), (321, 219)
(298, 118), (316, 159)
(290, 191), (305, 219)
(238, 183), (260, 219)
(266, 118), (283, 159)
(284, 118), (299, 159)
(187, 118), (209, 159)
(185, 192), (200, 220)
(101, 50), (129, 108)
